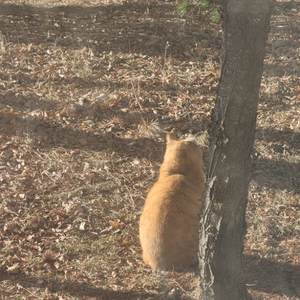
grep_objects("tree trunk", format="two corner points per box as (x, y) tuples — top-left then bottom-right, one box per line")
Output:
(198, 1), (274, 299)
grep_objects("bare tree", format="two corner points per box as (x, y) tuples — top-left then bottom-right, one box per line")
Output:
(198, 0), (274, 299)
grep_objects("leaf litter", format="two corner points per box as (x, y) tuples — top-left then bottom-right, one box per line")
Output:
(0, 0), (300, 299)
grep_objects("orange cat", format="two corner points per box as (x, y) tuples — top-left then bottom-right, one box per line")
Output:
(139, 133), (205, 271)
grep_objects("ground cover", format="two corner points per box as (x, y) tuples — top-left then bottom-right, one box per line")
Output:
(0, 0), (299, 299)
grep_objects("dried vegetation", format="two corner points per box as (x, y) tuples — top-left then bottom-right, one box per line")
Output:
(0, 0), (299, 299)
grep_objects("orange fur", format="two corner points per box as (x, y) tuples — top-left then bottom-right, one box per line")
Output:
(139, 133), (205, 270)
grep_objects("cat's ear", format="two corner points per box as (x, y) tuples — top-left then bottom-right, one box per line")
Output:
(166, 133), (177, 144)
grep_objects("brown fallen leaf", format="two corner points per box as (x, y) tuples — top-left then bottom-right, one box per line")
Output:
(4, 207), (19, 216)
(109, 221), (124, 229)
(144, 38), (162, 47)
(122, 237), (131, 244)
(181, 124), (189, 131)
(4, 111), (19, 124)
(7, 263), (20, 274)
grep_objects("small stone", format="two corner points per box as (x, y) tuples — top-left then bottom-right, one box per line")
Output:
(97, 93), (109, 100)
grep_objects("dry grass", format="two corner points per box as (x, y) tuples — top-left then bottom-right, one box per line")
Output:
(0, 0), (299, 299)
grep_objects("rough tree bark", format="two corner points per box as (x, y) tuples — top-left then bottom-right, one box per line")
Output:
(198, 1), (274, 299)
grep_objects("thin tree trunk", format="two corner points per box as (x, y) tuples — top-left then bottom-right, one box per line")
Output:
(199, 1), (274, 299)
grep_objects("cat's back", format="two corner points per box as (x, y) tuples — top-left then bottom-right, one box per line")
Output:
(139, 174), (202, 270)
(142, 173), (201, 220)
(139, 133), (205, 270)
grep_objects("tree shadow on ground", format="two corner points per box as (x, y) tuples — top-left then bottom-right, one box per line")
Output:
(259, 1), (300, 116)
(256, 126), (300, 150)
(0, 2), (221, 61)
(0, 115), (164, 160)
(0, 1), (216, 163)
(252, 125), (300, 193)
(251, 156), (300, 193)
(245, 255), (300, 298)
(0, 273), (158, 300)
(1, 257), (299, 299)
(0, 92), (210, 160)
(262, 1), (300, 78)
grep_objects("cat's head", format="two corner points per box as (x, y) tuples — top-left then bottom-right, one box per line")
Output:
(160, 133), (203, 177)
(166, 132), (197, 144)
